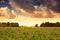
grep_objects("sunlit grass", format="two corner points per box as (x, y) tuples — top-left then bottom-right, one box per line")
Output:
(0, 27), (60, 40)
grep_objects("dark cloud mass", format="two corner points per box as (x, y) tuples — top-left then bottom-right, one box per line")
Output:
(11, 0), (60, 13)
(9, 0), (60, 18)
(12, 0), (35, 13)
(43, 0), (60, 13)
(11, 0), (43, 13)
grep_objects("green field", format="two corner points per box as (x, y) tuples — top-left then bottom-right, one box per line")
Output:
(0, 27), (60, 40)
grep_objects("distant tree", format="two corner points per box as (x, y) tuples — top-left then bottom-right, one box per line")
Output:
(40, 23), (45, 27)
(56, 22), (59, 23)
(10, 23), (19, 27)
(45, 22), (49, 27)
(40, 22), (60, 27)
(35, 24), (38, 27)
(7, 22), (10, 26)
(1, 22), (7, 27)
(56, 22), (60, 27)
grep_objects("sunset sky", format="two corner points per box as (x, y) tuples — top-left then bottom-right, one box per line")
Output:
(0, 0), (60, 26)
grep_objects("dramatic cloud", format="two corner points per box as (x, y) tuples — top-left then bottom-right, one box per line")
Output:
(9, 0), (60, 18)
(33, 5), (55, 18)
(10, 0), (55, 18)
(0, 0), (60, 26)
(10, 0), (35, 13)
(0, 7), (16, 19)
(43, 0), (60, 13)
(10, 0), (60, 13)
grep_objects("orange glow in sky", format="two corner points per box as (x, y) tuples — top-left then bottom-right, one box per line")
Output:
(0, 7), (60, 26)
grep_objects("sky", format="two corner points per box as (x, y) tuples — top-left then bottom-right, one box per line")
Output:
(0, 0), (60, 26)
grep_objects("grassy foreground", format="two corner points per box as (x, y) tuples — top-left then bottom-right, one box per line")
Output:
(0, 27), (60, 40)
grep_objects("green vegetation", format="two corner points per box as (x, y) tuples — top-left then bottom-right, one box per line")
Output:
(40, 22), (60, 27)
(0, 27), (60, 40)
(35, 24), (38, 27)
(0, 22), (19, 27)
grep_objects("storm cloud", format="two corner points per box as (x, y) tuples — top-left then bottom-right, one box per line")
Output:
(43, 0), (60, 13)
(9, 0), (60, 18)
(10, 0), (60, 13)
(10, 0), (35, 13)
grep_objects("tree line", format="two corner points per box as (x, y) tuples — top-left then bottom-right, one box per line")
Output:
(1, 22), (60, 27)
(35, 22), (60, 27)
(0, 22), (19, 27)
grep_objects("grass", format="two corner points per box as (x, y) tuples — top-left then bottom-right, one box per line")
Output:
(0, 27), (60, 40)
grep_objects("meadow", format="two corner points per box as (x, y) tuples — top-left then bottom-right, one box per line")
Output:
(0, 27), (60, 40)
